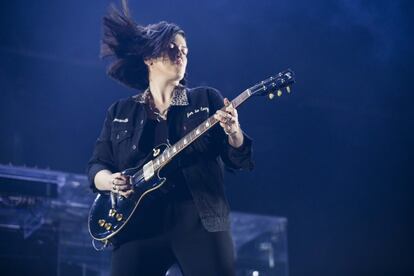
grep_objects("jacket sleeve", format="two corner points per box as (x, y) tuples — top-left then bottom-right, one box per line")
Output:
(86, 104), (117, 192)
(207, 88), (254, 171)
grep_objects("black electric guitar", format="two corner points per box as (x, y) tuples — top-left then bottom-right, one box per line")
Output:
(88, 69), (295, 247)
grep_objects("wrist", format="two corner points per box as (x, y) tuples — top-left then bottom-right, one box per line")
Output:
(228, 128), (244, 148)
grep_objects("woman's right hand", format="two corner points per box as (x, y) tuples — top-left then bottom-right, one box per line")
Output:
(95, 170), (133, 197)
(110, 172), (133, 197)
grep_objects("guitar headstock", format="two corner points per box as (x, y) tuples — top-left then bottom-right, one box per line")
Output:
(251, 69), (295, 99)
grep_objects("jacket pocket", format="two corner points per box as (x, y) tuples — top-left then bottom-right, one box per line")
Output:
(111, 128), (133, 143)
(110, 127), (134, 168)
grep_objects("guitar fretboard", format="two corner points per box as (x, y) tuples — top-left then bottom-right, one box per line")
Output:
(150, 88), (252, 171)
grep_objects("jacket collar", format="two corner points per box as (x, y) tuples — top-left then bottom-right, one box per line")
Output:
(133, 85), (189, 106)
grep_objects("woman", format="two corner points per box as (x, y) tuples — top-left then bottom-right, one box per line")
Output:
(87, 3), (254, 276)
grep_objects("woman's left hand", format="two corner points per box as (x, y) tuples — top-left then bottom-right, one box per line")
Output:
(214, 98), (244, 147)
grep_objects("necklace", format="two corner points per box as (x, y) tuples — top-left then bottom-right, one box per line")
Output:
(147, 90), (170, 121)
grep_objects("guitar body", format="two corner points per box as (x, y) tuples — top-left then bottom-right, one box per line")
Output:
(88, 144), (169, 242)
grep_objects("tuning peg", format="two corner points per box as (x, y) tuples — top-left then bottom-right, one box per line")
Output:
(268, 93), (275, 100)
(286, 86), (291, 93)
(277, 90), (282, 97)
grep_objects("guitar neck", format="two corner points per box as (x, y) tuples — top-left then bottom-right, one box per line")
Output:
(150, 88), (253, 171)
(140, 69), (295, 174)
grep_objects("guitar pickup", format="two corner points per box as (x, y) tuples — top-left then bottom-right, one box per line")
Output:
(143, 161), (155, 181)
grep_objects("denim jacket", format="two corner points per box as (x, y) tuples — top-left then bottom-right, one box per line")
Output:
(87, 86), (254, 232)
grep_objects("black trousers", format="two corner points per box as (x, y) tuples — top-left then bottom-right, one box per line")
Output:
(110, 200), (235, 276)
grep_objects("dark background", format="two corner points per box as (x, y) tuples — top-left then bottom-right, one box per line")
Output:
(0, 0), (413, 275)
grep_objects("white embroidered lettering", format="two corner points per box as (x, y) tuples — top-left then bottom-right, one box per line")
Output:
(186, 106), (209, 119)
(113, 118), (129, 123)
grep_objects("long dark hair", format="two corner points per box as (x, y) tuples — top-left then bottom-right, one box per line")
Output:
(100, 1), (186, 90)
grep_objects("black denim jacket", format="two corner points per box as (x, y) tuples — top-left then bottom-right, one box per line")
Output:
(87, 86), (254, 232)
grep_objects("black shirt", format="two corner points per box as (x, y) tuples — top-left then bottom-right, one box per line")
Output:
(139, 105), (192, 201)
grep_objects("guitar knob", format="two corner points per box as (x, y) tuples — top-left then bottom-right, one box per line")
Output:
(104, 222), (112, 231)
(98, 219), (106, 227)
(268, 93), (275, 100)
(277, 90), (282, 97)
(115, 213), (124, 221)
(109, 209), (117, 217)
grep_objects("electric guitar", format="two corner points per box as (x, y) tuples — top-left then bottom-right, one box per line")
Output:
(88, 69), (295, 247)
